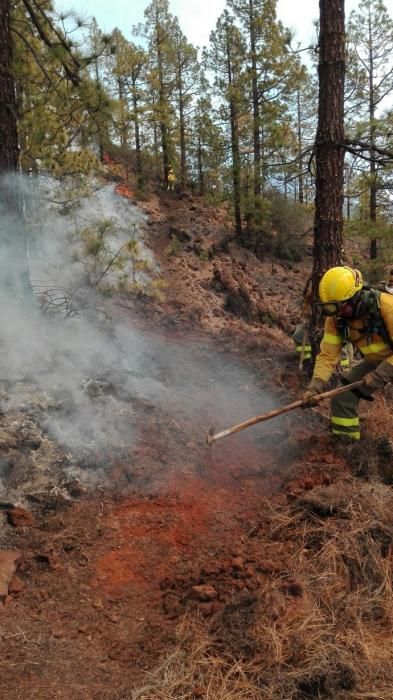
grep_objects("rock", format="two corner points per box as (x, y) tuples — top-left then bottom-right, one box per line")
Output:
(169, 225), (192, 243)
(6, 506), (35, 528)
(257, 559), (282, 574)
(19, 422), (42, 449)
(163, 592), (184, 618)
(220, 559), (233, 573)
(80, 378), (115, 399)
(8, 575), (25, 594)
(212, 307), (225, 318)
(231, 557), (244, 571)
(52, 628), (67, 639)
(0, 428), (17, 449)
(191, 584), (218, 602)
(201, 562), (221, 576)
(159, 577), (175, 591)
(65, 480), (87, 498)
(0, 551), (22, 602)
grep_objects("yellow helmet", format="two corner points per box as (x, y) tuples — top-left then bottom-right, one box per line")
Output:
(319, 266), (363, 304)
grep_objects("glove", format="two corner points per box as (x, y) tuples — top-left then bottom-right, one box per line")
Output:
(342, 375), (373, 402)
(301, 377), (326, 408)
(363, 360), (393, 393)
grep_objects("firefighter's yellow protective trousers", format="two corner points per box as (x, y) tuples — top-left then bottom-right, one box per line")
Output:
(292, 323), (312, 360)
(330, 360), (375, 440)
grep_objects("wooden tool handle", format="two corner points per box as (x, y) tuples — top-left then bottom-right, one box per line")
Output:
(206, 380), (365, 445)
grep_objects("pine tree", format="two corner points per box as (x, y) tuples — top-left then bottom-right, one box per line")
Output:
(138, 0), (178, 183)
(347, 0), (393, 258)
(312, 0), (345, 296)
(107, 31), (148, 187)
(85, 18), (115, 162)
(206, 11), (247, 238)
(172, 22), (200, 189)
(290, 63), (317, 204)
(189, 94), (226, 196)
(228, 0), (296, 196)
(0, 0), (18, 183)
(0, 0), (95, 297)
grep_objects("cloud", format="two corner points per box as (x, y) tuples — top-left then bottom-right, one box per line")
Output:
(171, 0), (226, 48)
(57, 0), (227, 48)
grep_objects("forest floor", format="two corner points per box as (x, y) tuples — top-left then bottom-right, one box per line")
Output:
(1, 182), (393, 699)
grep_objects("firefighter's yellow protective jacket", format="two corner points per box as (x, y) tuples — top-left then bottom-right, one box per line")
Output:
(314, 292), (393, 384)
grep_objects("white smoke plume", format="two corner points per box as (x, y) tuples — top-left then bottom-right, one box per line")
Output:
(0, 175), (278, 486)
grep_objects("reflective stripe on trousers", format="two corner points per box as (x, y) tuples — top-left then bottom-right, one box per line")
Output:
(296, 345), (311, 360)
(330, 360), (375, 440)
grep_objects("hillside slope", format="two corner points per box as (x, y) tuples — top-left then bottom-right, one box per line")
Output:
(0, 182), (392, 700)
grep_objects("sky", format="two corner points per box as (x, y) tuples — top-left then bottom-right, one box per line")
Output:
(56, 0), (386, 51)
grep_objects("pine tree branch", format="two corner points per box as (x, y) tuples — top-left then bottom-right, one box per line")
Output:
(20, 0), (81, 85)
(11, 26), (57, 88)
(344, 137), (393, 163)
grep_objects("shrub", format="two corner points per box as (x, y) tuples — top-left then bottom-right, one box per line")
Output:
(267, 189), (311, 262)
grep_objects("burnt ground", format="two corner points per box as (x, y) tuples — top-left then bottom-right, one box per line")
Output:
(0, 184), (392, 699)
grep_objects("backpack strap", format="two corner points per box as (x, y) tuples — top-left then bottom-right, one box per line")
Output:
(375, 290), (393, 350)
(362, 288), (393, 351)
(336, 288), (393, 351)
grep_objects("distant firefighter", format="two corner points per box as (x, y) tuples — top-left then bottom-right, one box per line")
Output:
(293, 321), (352, 371)
(167, 166), (176, 191)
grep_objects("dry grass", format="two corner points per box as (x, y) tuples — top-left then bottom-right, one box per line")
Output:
(131, 480), (393, 700)
(131, 618), (264, 699)
(364, 389), (393, 438)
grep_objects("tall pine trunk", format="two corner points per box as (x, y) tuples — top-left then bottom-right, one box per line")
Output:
(368, 14), (377, 259)
(178, 68), (186, 189)
(249, 0), (261, 199)
(156, 29), (169, 181)
(93, 58), (104, 162)
(197, 133), (204, 196)
(0, 0), (30, 297)
(297, 88), (304, 204)
(310, 0), (346, 346)
(0, 0), (18, 184)
(118, 78), (128, 150)
(313, 0), (345, 289)
(226, 29), (242, 239)
(131, 73), (143, 189)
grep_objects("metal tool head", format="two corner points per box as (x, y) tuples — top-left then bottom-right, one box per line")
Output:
(206, 426), (215, 446)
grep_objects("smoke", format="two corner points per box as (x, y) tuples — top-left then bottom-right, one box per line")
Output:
(0, 175), (278, 483)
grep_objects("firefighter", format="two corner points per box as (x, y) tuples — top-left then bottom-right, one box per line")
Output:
(293, 322), (352, 372)
(167, 165), (176, 191)
(292, 284), (313, 366)
(292, 322), (312, 363)
(302, 266), (393, 441)
(293, 282), (352, 372)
